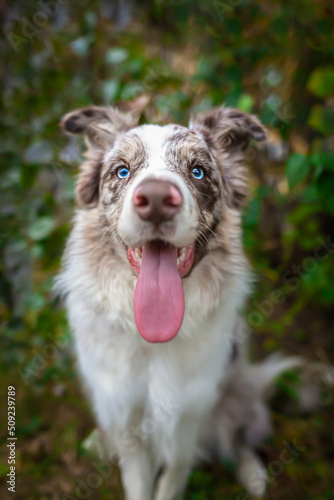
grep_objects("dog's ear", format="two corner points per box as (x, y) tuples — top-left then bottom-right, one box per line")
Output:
(61, 106), (138, 207)
(61, 106), (137, 150)
(189, 106), (267, 208)
(189, 106), (266, 151)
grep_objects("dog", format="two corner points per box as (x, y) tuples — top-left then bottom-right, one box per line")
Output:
(56, 103), (333, 500)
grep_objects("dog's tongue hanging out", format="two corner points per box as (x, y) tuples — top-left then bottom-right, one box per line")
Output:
(134, 241), (185, 343)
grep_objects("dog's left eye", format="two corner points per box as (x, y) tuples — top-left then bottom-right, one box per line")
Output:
(192, 167), (205, 180)
(117, 167), (131, 179)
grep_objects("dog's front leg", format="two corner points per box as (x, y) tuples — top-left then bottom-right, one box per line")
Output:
(155, 462), (192, 500)
(119, 444), (155, 500)
(154, 416), (202, 500)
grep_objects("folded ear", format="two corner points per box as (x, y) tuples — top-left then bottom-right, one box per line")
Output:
(60, 105), (138, 207)
(189, 106), (266, 151)
(61, 105), (137, 150)
(189, 106), (267, 208)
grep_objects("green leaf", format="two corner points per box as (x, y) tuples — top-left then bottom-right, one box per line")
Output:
(316, 175), (334, 216)
(237, 94), (254, 112)
(308, 105), (334, 135)
(121, 83), (144, 100)
(28, 217), (56, 241)
(311, 152), (334, 177)
(102, 79), (121, 103)
(70, 36), (93, 56)
(286, 153), (310, 188)
(105, 48), (129, 65)
(311, 153), (324, 179)
(307, 67), (334, 98)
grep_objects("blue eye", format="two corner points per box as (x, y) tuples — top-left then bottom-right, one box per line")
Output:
(192, 167), (205, 180)
(117, 167), (131, 179)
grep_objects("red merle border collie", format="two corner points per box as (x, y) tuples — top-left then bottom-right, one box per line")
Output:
(56, 103), (332, 500)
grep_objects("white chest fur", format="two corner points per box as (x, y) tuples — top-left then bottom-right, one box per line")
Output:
(57, 211), (249, 467)
(64, 273), (242, 463)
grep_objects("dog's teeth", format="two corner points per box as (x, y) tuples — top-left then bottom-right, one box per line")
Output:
(135, 248), (142, 262)
(177, 247), (187, 266)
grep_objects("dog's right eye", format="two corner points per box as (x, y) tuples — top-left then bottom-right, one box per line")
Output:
(192, 167), (205, 180)
(117, 167), (131, 179)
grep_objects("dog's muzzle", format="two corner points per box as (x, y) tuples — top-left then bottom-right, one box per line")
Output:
(127, 178), (194, 344)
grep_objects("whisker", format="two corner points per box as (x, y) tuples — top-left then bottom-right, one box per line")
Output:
(197, 230), (212, 251)
(198, 222), (224, 251)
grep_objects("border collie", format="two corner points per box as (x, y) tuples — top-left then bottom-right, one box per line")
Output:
(57, 103), (331, 500)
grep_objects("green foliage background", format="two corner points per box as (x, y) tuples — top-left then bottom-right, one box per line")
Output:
(1, 0), (334, 498)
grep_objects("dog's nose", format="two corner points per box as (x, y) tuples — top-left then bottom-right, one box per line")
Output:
(133, 179), (182, 224)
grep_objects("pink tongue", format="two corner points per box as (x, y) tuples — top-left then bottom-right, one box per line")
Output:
(134, 241), (185, 343)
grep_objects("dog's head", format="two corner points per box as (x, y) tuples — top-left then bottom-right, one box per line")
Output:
(61, 103), (266, 343)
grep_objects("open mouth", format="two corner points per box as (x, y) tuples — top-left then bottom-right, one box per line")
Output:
(127, 241), (194, 277)
(126, 240), (195, 344)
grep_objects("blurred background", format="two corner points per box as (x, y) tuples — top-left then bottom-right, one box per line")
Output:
(1, 0), (334, 498)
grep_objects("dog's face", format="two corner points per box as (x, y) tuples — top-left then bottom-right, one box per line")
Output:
(61, 104), (266, 342)
(103, 124), (222, 274)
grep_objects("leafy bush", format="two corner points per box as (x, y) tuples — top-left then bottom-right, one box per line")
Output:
(1, 1), (334, 497)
